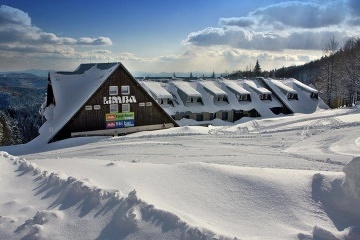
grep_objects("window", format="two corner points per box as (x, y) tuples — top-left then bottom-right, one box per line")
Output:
(122, 103), (130, 112)
(260, 94), (271, 100)
(110, 104), (118, 113)
(196, 114), (203, 121)
(222, 111), (228, 120)
(310, 92), (318, 99)
(94, 105), (101, 110)
(121, 85), (130, 95)
(109, 86), (118, 95)
(239, 94), (248, 101)
(287, 93), (298, 100)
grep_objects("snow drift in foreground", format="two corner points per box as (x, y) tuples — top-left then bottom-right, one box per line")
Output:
(1, 108), (360, 239)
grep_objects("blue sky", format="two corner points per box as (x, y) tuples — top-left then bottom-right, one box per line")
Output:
(0, 0), (359, 74)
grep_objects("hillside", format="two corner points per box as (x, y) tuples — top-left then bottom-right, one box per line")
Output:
(0, 73), (47, 145)
(1, 107), (360, 239)
(274, 37), (360, 108)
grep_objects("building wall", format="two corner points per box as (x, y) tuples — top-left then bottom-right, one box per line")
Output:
(52, 65), (176, 142)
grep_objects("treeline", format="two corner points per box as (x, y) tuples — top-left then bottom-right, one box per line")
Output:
(228, 60), (269, 79)
(274, 37), (360, 108)
(228, 37), (360, 108)
(0, 100), (44, 146)
(0, 110), (22, 146)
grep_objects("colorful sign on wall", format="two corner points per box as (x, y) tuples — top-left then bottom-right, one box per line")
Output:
(105, 112), (135, 129)
(106, 112), (134, 121)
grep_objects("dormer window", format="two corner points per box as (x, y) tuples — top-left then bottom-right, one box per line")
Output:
(260, 94), (271, 100)
(187, 97), (201, 103)
(158, 98), (172, 105)
(310, 92), (318, 99)
(287, 92), (298, 100)
(238, 94), (251, 101)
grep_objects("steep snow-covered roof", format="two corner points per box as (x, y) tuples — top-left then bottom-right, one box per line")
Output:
(172, 81), (202, 97)
(199, 81), (228, 96)
(223, 80), (250, 95)
(39, 63), (120, 142)
(142, 81), (173, 99)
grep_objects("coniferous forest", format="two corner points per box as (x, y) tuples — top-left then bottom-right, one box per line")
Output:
(0, 73), (46, 145)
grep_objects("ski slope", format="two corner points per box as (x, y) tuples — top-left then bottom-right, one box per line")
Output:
(1, 107), (360, 239)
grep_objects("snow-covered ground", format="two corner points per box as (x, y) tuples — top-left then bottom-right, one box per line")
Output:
(1, 108), (360, 240)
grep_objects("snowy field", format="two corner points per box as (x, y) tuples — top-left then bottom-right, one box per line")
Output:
(1, 108), (360, 240)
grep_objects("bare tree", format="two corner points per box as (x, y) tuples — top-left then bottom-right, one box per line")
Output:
(323, 36), (339, 107)
(342, 37), (360, 105)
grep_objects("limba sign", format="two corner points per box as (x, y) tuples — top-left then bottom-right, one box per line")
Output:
(106, 112), (135, 129)
(103, 96), (137, 104)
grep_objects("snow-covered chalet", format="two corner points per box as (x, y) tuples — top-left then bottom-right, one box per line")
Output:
(40, 62), (324, 143)
(139, 77), (323, 124)
(40, 62), (178, 143)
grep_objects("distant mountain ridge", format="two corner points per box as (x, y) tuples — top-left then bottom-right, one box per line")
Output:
(0, 69), (50, 78)
(0, 69), (219, 78)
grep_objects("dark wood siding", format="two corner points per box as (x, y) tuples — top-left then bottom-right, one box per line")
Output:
(51, 64), (177, 142)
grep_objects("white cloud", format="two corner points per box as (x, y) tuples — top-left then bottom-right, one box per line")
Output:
(250, 1), (346, 29)
(77, 37), (112, 46)
(0, 5), (31, 26)
(112, 46), (320, 73)
(184, 0), (358, 51)
(219, 17), (254, 27)
(118, 52), (156, 63)
(0, 5), (112, 59)
(185, 26), (349, 51)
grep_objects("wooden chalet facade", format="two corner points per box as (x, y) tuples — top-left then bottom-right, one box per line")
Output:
(43, 62), (178, 143)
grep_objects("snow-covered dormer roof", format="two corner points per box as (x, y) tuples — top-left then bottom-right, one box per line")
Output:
(172, 81), (202, 97)
(223, 80), (250, 95)
(244, 80), (272, 94)
(199, 81), (228, 97)
(292, 79), (318, 93)
(142, 81), (173, 99)
(269, 79), (297, 94)
(39, 63), (120, 142)
(137, 77), (323, 120)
